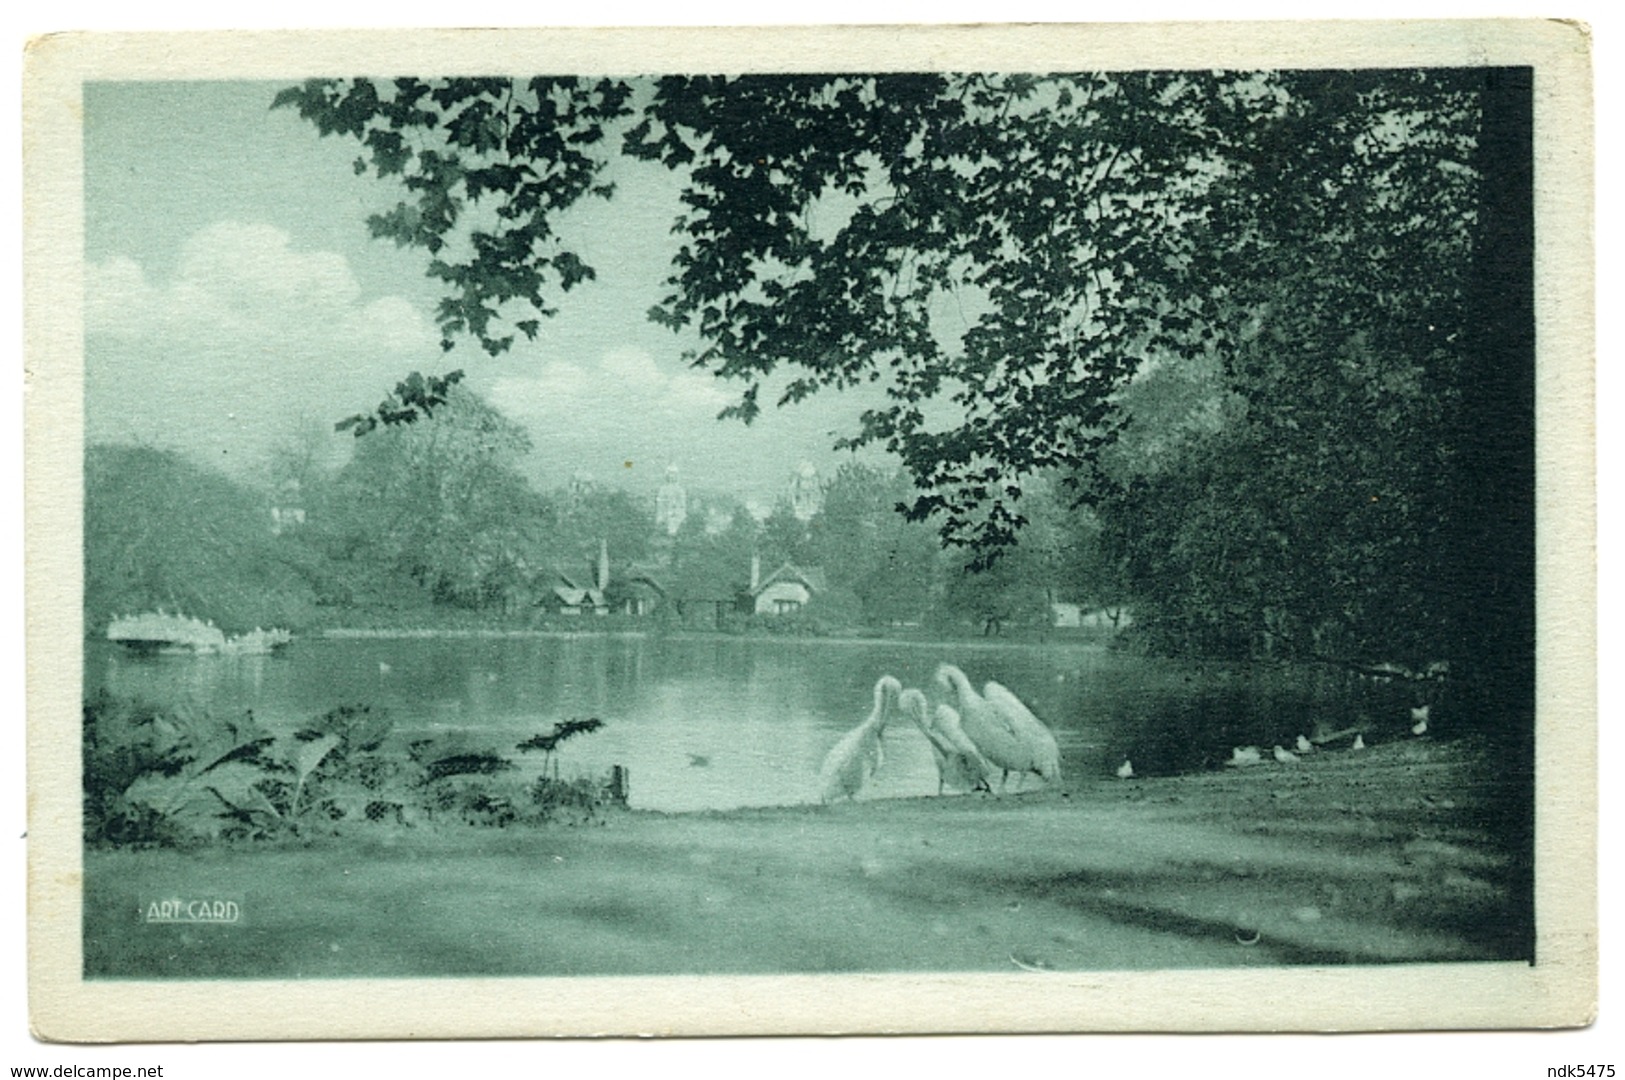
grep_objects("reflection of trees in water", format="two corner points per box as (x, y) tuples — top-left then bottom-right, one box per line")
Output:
(99, 648), (233, 705)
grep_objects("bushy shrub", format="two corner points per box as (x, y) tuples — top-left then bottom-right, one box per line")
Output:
(84, 694), (623, 846)
(83, 693), (284, 846)
(83, 692), (189, 848)
(529, 775), (613, 825)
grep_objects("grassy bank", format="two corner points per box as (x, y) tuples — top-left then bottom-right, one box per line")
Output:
(84, 736), (1526, 978)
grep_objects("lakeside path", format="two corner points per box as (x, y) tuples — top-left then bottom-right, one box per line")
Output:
(84, 738), (1523, 978)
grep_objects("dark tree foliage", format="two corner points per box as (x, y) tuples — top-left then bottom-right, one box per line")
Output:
(274, 72), (1227, 555)
(548, 485), (656, 576)
(625, 73), (1229, 561)
(273, 77), (634, 358)
(336, 369), (467, 436)
(807, 462), (939, 626)
(757, 497), (815, 570)
(1084, 69), (1494, 670)
(664, 499), (757, 605)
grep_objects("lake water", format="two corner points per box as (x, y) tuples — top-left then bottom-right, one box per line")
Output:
(86, 633), (1404, 813)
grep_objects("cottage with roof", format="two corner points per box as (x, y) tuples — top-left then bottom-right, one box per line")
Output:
(747, 560), (827, 616)
(538, 568), (608, 616)
(609, 561), (669, 616)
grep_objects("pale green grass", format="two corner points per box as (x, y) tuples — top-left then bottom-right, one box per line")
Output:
(85, 740), (1523, 978)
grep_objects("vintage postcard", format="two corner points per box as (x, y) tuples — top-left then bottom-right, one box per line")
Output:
(24, 20), (1595, 1040)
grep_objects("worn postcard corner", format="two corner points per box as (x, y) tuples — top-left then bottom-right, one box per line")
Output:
(25, 19), (1594, 1041)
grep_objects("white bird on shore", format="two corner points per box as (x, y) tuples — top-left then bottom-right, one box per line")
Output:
(1352, 734), (1366, 750)
(819, 675), (902, 804)
(934, 665), (1061, 792)
(900, 689), (993, 795)
(1272, 745), (1300, 764)
(1229, 746), (1263, 767)
(1295, 734), (1314, 754)
(1410, 705), (1430, 736)
(1116, 759), (1135, 779)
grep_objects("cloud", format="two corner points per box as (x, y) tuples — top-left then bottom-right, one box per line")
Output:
(88, 221), (413, 347)
(339, 296), (441, 356)
(81, 219), (885, 500)
(85, 221), (440, 471)
(488, 345), (730, 430)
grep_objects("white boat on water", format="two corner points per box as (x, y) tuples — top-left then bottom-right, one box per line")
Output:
(106, 612), (292, 655)
(224, 626), (295, 655)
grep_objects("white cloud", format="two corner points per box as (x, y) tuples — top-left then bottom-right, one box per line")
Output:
(82, 220), (878, 498)
(85, 221), (441, 472)
(600, 345), (662, 384)
(177, 221), (361, 311)
(339, 296), (439, 355)
(489, 345), (729, 427)
(88, 221), (414, 347)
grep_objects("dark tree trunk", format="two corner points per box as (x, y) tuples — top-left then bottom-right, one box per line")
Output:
(1450, 65), (1536, 960)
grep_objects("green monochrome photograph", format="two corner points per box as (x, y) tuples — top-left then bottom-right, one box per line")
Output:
(24, 21), (1595, 1039)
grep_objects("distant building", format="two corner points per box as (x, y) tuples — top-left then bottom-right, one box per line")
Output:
(560, 470), (597, 519)
(1051, 602), (1133, 631)
(611, 562), (668, 617)
(655, 464), (688, 536)
(539, 569), (608, 616)
(747, 561), (827, 616)
(787, 461), (823, 522)
(269, 479), (306, 536)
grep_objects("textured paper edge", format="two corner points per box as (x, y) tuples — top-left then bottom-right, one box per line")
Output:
(23, 19), (1597, 1041)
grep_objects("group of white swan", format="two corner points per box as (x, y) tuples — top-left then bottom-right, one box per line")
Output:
(818, 664), (1062, 804)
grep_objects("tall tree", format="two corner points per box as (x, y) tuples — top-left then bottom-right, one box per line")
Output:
(1069, 70), (1494, 668)
(810, 462), (938, 625)
(328, 386), (549, 608)
(549, 485), (656, 579)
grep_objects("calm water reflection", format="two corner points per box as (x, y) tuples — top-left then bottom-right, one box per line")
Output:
(88, 633), (1394, 812)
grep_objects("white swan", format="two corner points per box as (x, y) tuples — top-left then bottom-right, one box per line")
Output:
(934, 664), (1061, 792)
(819, 675), (902, 803)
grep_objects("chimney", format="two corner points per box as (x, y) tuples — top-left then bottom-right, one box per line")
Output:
(750, 552), (760, 591)
(597, 538), (609, 591)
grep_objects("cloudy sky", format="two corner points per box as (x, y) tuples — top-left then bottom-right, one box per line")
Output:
(83, 80), (890, 511)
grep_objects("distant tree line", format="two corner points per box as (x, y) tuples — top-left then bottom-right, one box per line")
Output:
(86, 407), (1118, 637)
